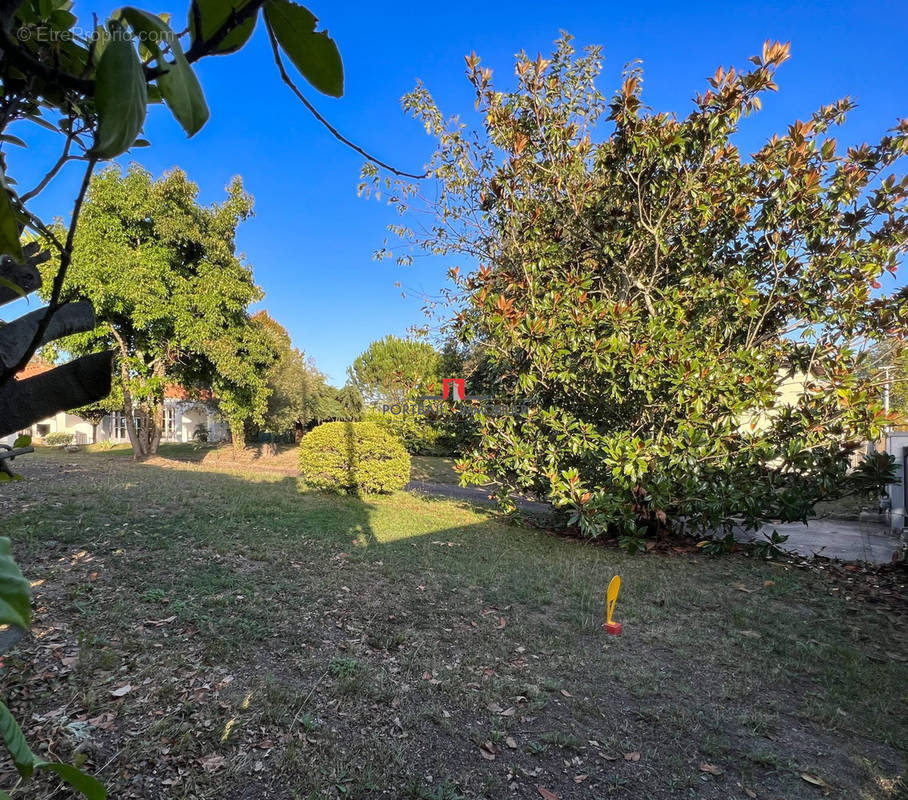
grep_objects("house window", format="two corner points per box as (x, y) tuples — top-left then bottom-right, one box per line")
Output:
(112, 412), (128, 440)
(163, 407), (177, 438)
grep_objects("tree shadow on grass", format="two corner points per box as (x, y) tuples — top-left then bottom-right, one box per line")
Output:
(2, 454), (904, 800)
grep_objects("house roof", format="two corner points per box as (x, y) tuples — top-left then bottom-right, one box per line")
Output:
(15, 358), (54, 380)
(165, 384), (214, 402)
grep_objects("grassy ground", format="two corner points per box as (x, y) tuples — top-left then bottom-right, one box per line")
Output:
(410, 455), (461, 485)
(0, 451), (905, 799)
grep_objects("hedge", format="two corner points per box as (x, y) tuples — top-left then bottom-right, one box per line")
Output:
(298, 421), (410, 494)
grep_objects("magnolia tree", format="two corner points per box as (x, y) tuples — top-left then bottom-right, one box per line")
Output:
(367, 37), (908, 543)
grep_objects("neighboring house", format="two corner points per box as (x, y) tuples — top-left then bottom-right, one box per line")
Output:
(0, 359), (229, 446)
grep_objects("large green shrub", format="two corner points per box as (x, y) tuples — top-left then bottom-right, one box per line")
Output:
(363, 410), (450, 456)
(372, 37), (908, 541)
(299, 421), (411, 494)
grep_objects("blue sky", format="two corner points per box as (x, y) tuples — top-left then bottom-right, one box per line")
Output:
(12, 0), (908, 384)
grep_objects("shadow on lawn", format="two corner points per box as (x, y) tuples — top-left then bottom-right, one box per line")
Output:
(3, 453), (905, 800)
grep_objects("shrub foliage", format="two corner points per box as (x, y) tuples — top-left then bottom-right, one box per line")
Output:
(299, 421), (411, 494)
(43, 432), (75, 447)
(369, 37), (908, 540)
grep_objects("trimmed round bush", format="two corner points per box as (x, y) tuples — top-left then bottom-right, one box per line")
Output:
(298, 421), (411, 494)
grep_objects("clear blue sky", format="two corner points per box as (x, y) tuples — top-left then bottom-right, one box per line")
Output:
(14, 0), (908, 384)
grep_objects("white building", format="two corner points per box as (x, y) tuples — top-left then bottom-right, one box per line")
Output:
(1, 361), (228, 446)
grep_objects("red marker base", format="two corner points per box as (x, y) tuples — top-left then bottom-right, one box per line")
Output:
(603, 621), (622, 635)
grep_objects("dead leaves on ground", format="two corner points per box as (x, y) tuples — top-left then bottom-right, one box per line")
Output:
(801, 772), (833, 792)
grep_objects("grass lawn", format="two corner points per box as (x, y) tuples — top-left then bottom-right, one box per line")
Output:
(410, 455), (461, 485)
(0, 451), (905, 799)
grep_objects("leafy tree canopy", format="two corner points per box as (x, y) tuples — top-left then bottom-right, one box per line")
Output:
(368, 36), (908, 541)
(349, 334), (441, 405)
(40, 165), (275, 457)
(252, 310), (355, 437)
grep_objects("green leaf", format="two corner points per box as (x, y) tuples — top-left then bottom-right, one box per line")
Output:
(0, 538), (30, 631)
(0, 703), (106, 797)
(157, 50), (210, 136)
(12, 435), (30, 448)
(189, 0), (258, 55)
(115, 7), (209, 136)
(0, 276), (26, 297)
(38, 762), (107, 799)
(93, 21), (147, 157)
(0, 168), (23, 263)
(264, 0), (343, 97)
(0, 700), (38, 778)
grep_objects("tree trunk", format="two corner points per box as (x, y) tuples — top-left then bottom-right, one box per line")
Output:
(230, 422), (245, 457)
(91, 422), (97, 444)
(122, 390), (144, 460)
(149, 401), (163, 455)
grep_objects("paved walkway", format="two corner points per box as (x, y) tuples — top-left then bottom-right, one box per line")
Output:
(406, 481), (905, 565)
(739, 517), (904, 565)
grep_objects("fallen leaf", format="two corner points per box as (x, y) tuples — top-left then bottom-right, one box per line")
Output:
(480, 740), (500, 759)
(763, 580), (775, 587)
(143, 615), (176, 627)
(573, 774), (588, 783)
(800, 773), (831, 789)
(497, 617), (507, 629)
(537, 787), (560, 800)
(699, 762), (722, 775)
(109, 684), (131, 698)
(200, 754), (225, 773)
(743, 789), (757, 799)
(500, 706), (516, 717)
(740, 630), (762, 639)
(624, 751), (641, 762)
(734, 584), (758, 593)
(505, 736), (517, 749)
(560, 689), (573, 698)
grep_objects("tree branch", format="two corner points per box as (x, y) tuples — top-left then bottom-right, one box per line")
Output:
(0, 156), (97, 389)
(265, 21), (427, 180)
(0, 349), (113, 437)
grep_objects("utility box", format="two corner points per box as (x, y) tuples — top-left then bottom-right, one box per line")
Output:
(885, 432), (908, 534)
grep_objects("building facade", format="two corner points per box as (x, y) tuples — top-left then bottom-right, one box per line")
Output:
(0, 360), (228, 446)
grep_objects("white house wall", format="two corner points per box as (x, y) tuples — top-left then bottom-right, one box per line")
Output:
(7, 399), (228, 445)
